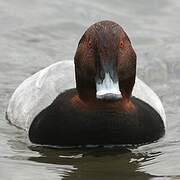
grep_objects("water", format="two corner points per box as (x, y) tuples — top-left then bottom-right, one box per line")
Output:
(0, 0), (180, 179)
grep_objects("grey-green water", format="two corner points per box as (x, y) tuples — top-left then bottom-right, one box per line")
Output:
(0, 0), (180, 179)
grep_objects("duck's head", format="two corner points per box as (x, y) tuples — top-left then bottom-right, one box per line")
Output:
(74, 20), (136, 103)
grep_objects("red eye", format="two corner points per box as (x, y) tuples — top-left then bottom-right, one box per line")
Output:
(120, 40), (124, 48)
(88, 40), (92, 48)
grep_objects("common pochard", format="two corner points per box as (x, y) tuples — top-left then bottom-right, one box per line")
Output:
(7, 21), (166, 146)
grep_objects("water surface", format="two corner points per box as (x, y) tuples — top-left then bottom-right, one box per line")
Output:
(0, 0), (180, 179)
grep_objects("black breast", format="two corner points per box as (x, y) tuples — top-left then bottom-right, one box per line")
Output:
(29, 89), (165, 146)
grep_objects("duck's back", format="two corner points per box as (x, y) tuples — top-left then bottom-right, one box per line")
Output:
(7, 61), (75, 131)
(7, 61), (166, 133)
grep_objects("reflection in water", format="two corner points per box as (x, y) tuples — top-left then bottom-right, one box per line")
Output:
(28, 145), (159, 180)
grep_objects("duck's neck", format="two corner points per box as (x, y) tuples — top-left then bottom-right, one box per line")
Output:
(71, 94), (136, 113)
(75, 73), (136, 112)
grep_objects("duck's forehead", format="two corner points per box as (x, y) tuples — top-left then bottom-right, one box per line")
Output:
(93, 21), (122, 32)
(89, 21), (124, 49)
(95, 21), (122, 35)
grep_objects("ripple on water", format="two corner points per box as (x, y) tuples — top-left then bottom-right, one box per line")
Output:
(0, 0), (180, 179)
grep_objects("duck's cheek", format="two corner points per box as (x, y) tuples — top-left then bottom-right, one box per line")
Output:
(117, 59), (136, 81)
(82, 62), (96, 79)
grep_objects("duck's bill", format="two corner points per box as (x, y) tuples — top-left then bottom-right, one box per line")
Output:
(96, 73), (122, 101)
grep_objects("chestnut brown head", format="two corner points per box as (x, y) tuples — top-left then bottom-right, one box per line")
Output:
(74, 20), (136, 102)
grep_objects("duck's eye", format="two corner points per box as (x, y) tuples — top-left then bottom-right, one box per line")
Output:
(88, 40), (92, 48)
(119, 40), (124, 48)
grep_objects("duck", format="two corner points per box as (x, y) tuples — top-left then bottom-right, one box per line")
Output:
(7, 20), (166, 146)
